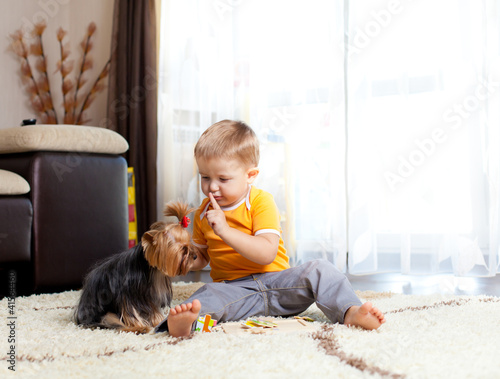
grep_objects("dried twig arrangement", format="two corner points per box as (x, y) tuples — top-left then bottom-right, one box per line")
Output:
(9, 21), (110, 125)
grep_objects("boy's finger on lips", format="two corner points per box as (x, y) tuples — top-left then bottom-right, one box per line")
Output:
(209, 192), (221, 209)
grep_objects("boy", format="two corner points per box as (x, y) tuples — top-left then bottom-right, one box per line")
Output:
(166, 120), (385, 337)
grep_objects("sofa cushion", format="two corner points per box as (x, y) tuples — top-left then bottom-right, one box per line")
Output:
(0, 125), (129, 155)
(0, 169), (30, 195)
(0, 196), (32, 262)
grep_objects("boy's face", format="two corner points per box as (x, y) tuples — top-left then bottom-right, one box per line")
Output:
(197, 157), (259, 208)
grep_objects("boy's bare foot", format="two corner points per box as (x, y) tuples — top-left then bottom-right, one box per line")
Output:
(344, 302), (386, 330)
(167, 299), (201, 337)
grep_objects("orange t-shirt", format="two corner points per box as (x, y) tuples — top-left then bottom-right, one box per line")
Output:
(192, 186), (290, 282)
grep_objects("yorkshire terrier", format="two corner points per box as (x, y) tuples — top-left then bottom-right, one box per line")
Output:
(73, 201), (198, 334)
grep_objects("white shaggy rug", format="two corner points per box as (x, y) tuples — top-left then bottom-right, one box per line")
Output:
(1, 282), (500, 378)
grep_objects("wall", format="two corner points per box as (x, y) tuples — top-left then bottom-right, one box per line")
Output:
(0, 0), (114, 130)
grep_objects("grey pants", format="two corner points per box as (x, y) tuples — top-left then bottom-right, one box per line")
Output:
(185, 259), (362, 325)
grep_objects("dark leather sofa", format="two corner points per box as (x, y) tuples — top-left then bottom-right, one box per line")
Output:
(0, 151), (129, 297)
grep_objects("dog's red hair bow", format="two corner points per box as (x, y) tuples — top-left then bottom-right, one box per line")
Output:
(180, 216), (190, 228)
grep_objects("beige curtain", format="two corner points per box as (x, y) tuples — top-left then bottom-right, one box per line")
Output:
(107, 0), (158, 236)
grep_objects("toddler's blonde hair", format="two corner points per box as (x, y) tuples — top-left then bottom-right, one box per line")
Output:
(194, 120), (259, 167)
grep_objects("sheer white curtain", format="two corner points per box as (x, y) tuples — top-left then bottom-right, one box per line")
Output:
(346, 0), (500, 276)
(158, 0), (500, 276)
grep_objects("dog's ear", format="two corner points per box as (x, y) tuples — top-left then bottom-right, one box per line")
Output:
(141, 231), (155, 251)
(143, 227), (181, 276)
(142, 230), (164, 271)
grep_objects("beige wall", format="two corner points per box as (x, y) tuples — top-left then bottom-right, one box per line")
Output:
(0, 0), (114, 129)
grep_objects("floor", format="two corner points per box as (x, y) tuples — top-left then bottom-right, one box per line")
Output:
(174, 270), (500, 297)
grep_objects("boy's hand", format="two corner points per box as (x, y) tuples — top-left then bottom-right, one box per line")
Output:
(205, 192), (279, 265)
(206, 192), (229, 237)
